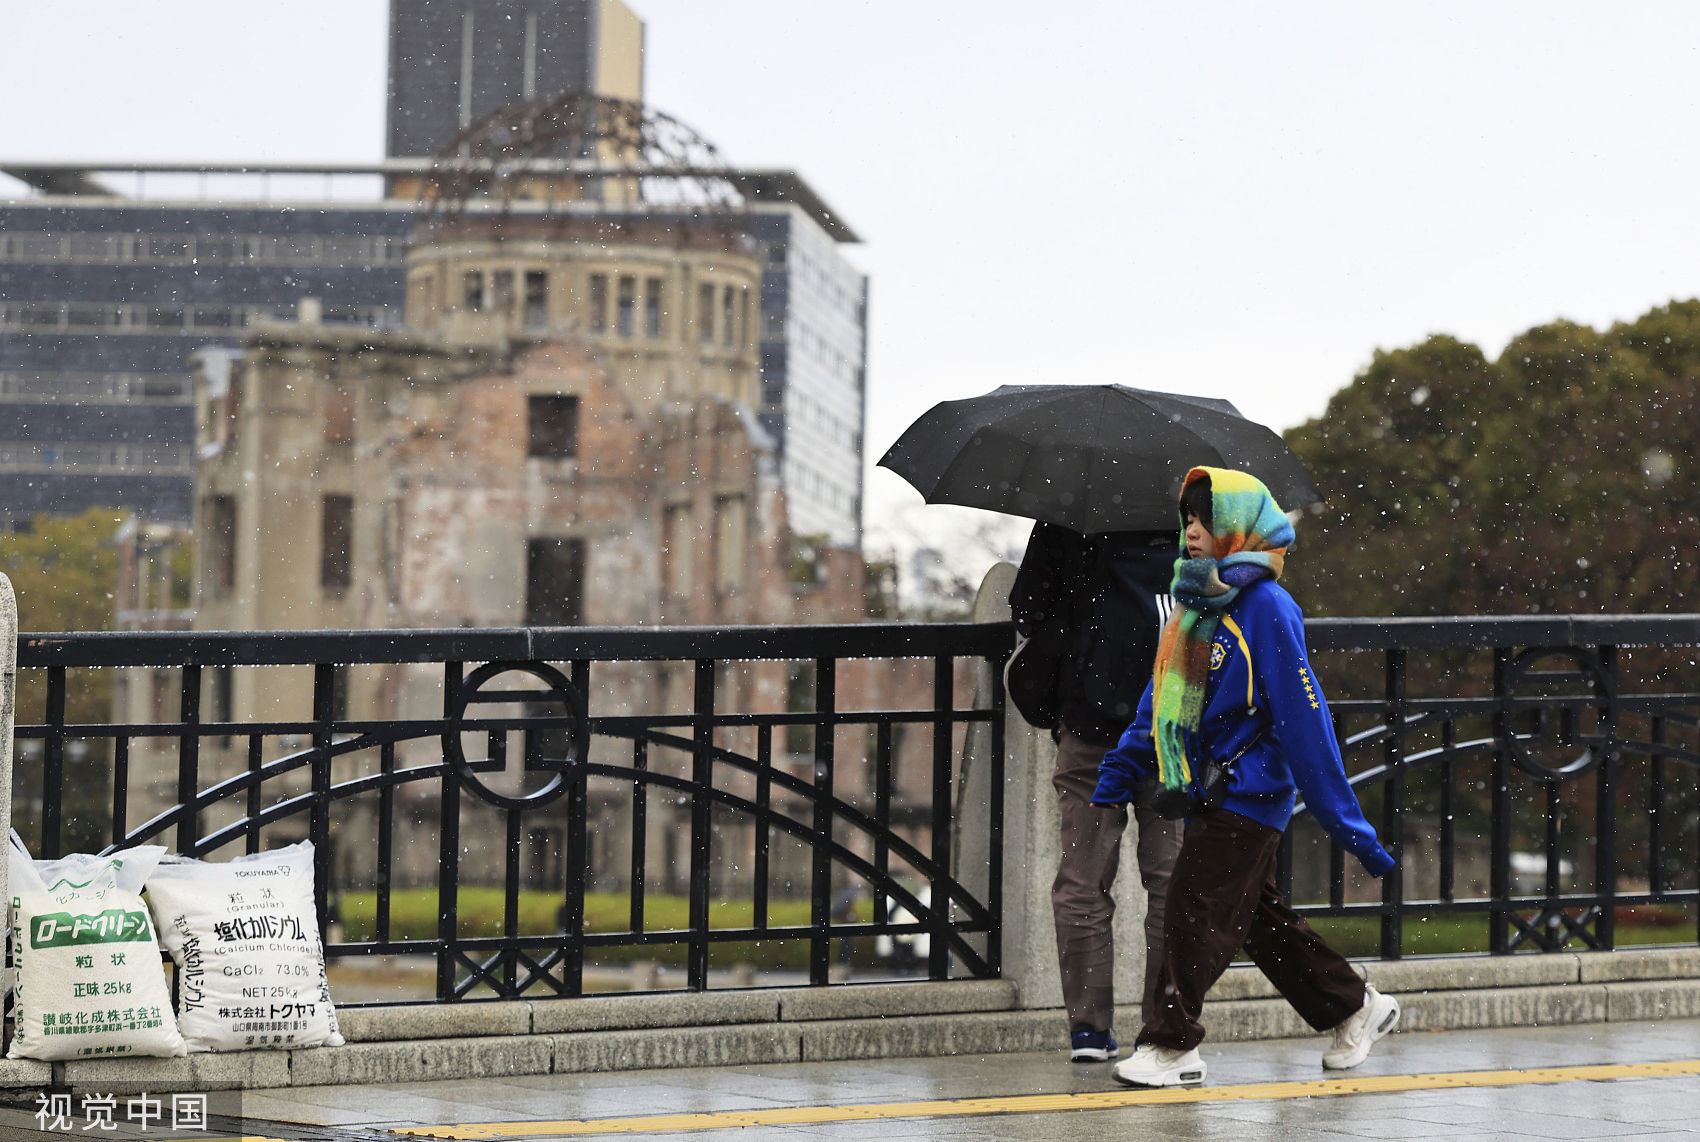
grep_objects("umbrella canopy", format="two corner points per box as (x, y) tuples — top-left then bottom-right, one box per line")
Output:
(877, 384), (1321, 533)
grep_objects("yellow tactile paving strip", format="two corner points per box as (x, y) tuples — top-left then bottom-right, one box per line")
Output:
(395, 1058), (1700, 1138)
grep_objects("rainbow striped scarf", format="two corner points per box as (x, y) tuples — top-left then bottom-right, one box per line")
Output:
(1150, 467), (1295, 794)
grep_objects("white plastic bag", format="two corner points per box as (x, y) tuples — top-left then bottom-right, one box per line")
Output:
(143, 841), (342, 1052)
(7, 833), (187, 1060)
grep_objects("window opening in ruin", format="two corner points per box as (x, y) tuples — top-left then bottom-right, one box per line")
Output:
(527, 394), (579, 459)
(207, 495), (237, 593)
(644, 277), (663, 338)
(714, 494), (747, 594)
(589, 273), (608, 332)
(698, 282), (715, 343)
(491, 269), (515, 318)
(320, 494), (353, 595)
(617, 275), (637, 337)
(523, 270), (548, 330)
(462, 270), (485, 312)
(663, 504), (692, 599)
(526, 537), (585, 625)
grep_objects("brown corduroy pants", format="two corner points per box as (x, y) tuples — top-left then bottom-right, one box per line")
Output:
(1139, 807), (1367, 1052)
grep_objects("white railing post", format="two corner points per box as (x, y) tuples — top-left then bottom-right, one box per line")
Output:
(0, 574), (15, 1052)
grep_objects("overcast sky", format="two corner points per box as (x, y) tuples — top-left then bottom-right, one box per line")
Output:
(6, 2), (1699, 565)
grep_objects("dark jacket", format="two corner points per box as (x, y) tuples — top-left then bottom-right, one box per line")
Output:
(1009, 522), (1175, 746)
(1091, 578), (1394, 876)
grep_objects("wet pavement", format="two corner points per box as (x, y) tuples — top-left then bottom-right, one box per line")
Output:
(3, 1016), (1698, 1139)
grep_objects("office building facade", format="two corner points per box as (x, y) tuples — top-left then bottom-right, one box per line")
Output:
(0, 202), (413, 521)
(0, 0), (866, 545)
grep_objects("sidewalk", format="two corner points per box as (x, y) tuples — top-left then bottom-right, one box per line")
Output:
(12, 1014), (1689, 1141)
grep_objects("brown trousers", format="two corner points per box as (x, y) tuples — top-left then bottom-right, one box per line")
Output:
(1140, 807), (1366, 1052)
(1052, 728), (1183, 1032)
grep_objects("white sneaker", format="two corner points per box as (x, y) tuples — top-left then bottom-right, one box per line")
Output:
(1322, 985), (1400, 1070)
(1111, 1043), (1208, 1087)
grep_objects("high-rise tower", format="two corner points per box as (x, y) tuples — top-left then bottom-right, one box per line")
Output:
(387, 0), (644, 157)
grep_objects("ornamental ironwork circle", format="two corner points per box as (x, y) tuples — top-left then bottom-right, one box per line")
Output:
(1498, 647), (1617, 782)
(442, 660), (589, 811)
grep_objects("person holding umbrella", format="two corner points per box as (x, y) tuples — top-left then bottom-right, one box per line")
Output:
(1093, 467), (1398, 1089)
(879, 384), (1330, 1068)
(1010, 522), (1183, 1063)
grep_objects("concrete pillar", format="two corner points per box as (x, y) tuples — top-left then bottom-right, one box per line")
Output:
(957, 563), (1147, 1018)
(0, 573), (14, 1052)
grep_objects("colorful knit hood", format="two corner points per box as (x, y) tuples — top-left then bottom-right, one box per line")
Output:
(1150, 466), (1295, 793)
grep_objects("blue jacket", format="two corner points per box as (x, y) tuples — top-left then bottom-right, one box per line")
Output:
(1092, 579), (1395, 877)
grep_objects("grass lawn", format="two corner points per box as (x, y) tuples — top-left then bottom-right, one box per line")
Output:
(337, 889), (1694, 968)
(336, 888), (849, 969)
(1305, 909), (1695, 958)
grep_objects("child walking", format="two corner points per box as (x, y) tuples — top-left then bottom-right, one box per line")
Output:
(1093, 466), (1399, 1088)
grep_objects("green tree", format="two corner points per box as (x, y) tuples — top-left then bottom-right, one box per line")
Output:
(1283, 306), (1700, 621)
(1281, 307), (1700, 885)
(0, 507), (129, 852)
(1472, 320), (1692, 615)
(1281, 334), (1498, 617)
(0, 507), (126, 633)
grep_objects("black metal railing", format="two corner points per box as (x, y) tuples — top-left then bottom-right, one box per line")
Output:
(12, 624), (1010, 1003)
(11, 613), (1700, 1008)
(1291, 614), (1700, 959)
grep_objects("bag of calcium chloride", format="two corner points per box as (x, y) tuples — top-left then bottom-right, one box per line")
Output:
(7, 832), (187, 1060)
(142, 841), (342, 1052)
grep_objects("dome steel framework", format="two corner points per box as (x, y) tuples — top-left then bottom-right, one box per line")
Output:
(419, 94), (744, 219)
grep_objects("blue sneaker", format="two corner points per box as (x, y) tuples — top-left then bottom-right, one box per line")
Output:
(1069, 1026), (1118, 1062)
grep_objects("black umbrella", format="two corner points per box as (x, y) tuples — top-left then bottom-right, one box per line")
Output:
(877, 384), (1320, 533)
